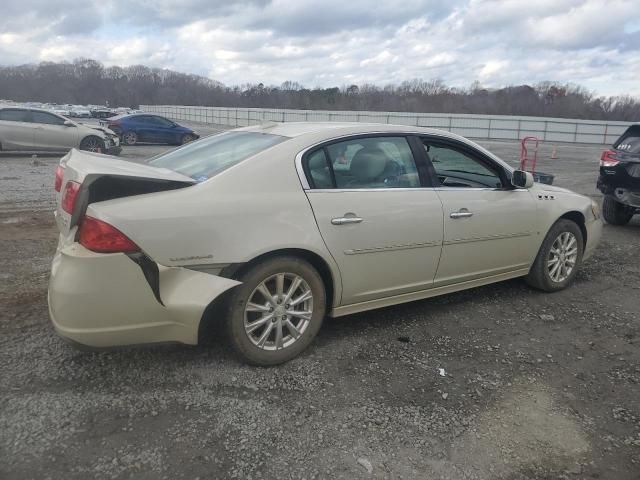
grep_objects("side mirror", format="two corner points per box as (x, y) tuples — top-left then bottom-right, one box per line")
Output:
(511, 170), (534, 189)
(63, 120), (75, 127)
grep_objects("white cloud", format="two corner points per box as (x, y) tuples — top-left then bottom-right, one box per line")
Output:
(0, 0), (639, 96)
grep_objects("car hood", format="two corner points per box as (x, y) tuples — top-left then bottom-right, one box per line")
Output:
(531, 183), (574, 194)
(77, 123), (117, 137)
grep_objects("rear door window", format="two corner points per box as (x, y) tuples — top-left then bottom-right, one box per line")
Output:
(0, 109), (30, 122)
(305, 136), (421, 189)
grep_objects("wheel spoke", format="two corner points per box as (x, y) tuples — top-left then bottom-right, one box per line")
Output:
(246, 302), (271, 313)
(290, 290), (312, 307)
(550, 261), (561, 280)
(275, 273), (285, 297)
(283, 276), (302, 304)
(257, 322), (274, 347)
(286, 310), (312, 321)
(246, 314), (274, 334)
(274, 321), (284, 349)
(257, 282), (277, 306)
(547, 258), (559, 267)
(285, 319), (302, 339)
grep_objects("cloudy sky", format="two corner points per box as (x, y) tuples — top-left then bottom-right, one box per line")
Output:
(1, 0), (639, 96)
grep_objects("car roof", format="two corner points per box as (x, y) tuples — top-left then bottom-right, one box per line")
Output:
(0, 106), (64, 115)
(110, 113), (162, 121)
(238, 121), (464, 141)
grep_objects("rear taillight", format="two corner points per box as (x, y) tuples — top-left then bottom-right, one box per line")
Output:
(600, 149), (620, 167)
(61, 181), (81, 214)
(54, 165), (64, 192)
(78, 216), (140, 253)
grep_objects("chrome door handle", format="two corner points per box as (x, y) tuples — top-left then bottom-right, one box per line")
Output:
(331, 216), (363, 225)
(450, 210), (473, 219)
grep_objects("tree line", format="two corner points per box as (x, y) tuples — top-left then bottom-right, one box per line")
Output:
(0, 58), (638, 121)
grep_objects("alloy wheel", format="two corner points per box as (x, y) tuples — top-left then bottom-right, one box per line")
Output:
(547, 231), (578, 283)
(83, 138), (102, 152)
(243, 273), (313, 351)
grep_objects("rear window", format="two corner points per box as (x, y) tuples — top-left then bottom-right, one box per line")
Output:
(614, 125), (640, 154)
(148, 131), (287, 180)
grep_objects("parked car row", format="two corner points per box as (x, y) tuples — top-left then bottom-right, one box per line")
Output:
(0, 106), (199, 152)
(0, 106), (121, 154)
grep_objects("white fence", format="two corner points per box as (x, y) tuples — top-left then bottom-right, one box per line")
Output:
(140, 105), (632, 145)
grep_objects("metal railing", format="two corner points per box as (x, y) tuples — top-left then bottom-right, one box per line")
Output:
(140, 105), (632, 145)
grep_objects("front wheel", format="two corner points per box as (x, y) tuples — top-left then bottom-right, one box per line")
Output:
(180, 133), (195, 145)
(602, 196), (633, 225)
(224, 256), (326, 366)
(79, 136), (105, 153)
(525, 219), (584, 292)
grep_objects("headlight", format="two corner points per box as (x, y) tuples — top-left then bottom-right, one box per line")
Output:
(591, 199), (601, 220)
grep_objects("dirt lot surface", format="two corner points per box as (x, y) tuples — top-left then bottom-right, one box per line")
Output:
(1, 127), (639, 480)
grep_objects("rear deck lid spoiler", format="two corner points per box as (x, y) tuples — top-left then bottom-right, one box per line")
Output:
(60, 148), (196, 184)
(55, 149), (195, 236)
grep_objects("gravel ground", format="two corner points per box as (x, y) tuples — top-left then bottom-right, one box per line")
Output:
(1, 128), (639, 479)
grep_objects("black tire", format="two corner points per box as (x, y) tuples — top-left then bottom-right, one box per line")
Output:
(122, 131), (138, 146)
(525, 219), (584, 292)
(79, 136), (105, 153)
(180, 133), (195, 145)
(224, 256), (326, 366)
(602, 196), (633, 225)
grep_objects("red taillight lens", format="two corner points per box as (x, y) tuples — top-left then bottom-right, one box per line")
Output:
(600, 149), (620, 167)
(61, 181), (81, 214)
(79, 216), (140, 253)
(55, 165), (64, 192)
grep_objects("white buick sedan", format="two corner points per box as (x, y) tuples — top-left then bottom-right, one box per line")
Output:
(49, 123), (602, 365)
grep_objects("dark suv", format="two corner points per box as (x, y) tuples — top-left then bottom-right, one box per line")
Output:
(597, 124), (640, 225)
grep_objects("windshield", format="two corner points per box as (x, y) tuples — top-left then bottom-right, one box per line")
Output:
(148, 131), (287, 180)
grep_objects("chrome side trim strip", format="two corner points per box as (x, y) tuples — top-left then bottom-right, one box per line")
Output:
(443, 231), (533, 245)
(329, 268), (530, 317)
(344, 241), (441, 255)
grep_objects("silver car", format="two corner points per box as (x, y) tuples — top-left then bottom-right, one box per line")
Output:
(48, 123), (602, 365)
(0, 107), (121, 154)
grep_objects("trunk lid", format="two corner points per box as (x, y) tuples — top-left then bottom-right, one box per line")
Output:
(55, 148), (195, 236)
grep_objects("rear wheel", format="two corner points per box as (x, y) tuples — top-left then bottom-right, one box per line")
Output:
(525, 219), (584, 292)
(602, 196), (633, 225)
(79, 136), (105, 153)
(224, 256), (326, 366)
(122, 131), (138, 146)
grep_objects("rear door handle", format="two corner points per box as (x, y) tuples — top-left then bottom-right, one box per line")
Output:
(331, 216), (363, 225)
(450, 209), (473, 219)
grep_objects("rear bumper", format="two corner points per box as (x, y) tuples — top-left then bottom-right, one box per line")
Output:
(48, 243), (239, 348)
(583, 217), (603, 262)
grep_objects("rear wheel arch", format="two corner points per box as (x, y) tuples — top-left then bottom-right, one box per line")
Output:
(197, 248), (338, 345)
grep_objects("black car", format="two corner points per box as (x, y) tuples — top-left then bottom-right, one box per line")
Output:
(597, 124), (640, 225)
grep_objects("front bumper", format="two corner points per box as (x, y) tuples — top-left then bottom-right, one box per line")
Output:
(48, 243), (239, 348)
